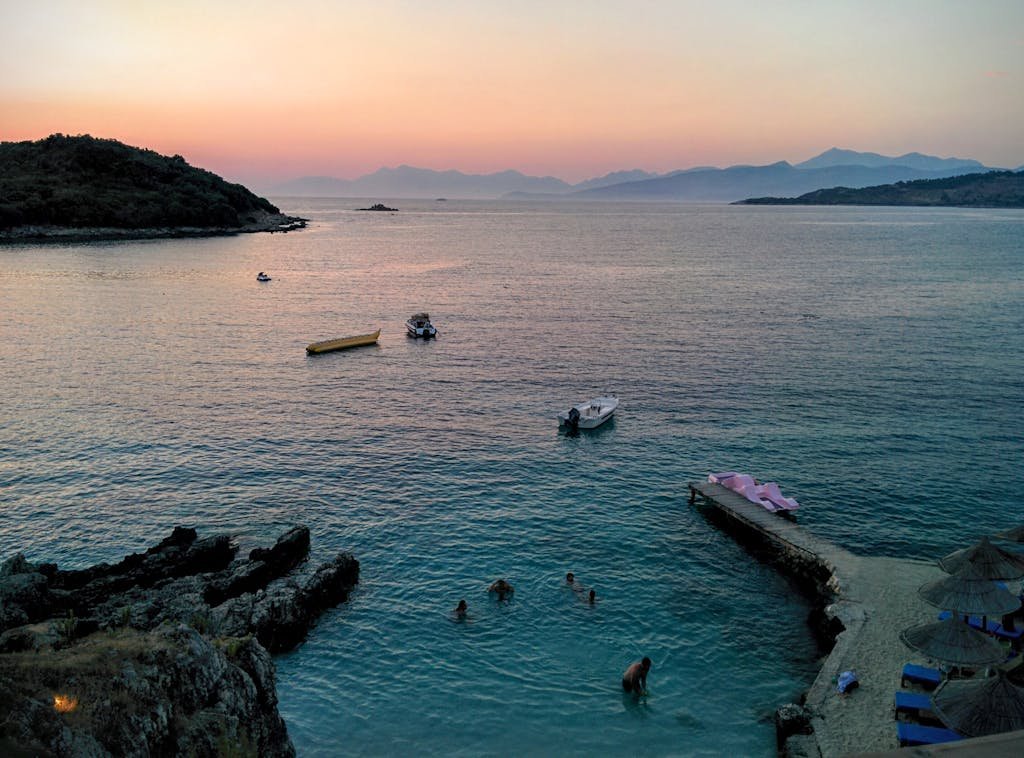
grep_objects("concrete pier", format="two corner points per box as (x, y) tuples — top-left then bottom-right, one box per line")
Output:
(687, 481), (1024, 757)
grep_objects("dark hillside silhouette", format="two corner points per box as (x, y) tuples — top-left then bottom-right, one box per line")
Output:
(736, 170), (1024, 208)
(0, 134), (301, 233)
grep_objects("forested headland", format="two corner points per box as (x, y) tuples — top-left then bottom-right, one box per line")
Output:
(0, 134), (304, 241)
(736, 170), (1024, 208)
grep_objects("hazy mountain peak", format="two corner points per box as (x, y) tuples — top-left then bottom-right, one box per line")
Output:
(572, 169), (661, 191)
(797, 147), (985, 172)
(270, 165), (569, 198)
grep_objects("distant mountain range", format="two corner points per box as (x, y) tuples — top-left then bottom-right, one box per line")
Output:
(267, 148), (1009, 202)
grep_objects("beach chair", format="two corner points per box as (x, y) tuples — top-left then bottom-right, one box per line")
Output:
(893, 691), (941, 725)
(900, 663), (941, 689)
(896, 722), (962, 747)
(993, 621), (1023, 645)
(937, 610), (985, 631)
(937, 610), (1023, 645)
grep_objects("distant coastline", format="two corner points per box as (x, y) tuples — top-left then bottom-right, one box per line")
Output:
(0, 134), (306, 243)
(0, 213), (306, 244)
(734, 169), (1024, 208)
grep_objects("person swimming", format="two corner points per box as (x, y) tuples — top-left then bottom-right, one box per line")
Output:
(488, 579), (514, 600)
(566, 571), (586, 594)
(622, 657), (651, 695)
(453, 599), (468, 618)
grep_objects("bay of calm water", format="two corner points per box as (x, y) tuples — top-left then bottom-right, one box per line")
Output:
(2, 201), (1022, 756)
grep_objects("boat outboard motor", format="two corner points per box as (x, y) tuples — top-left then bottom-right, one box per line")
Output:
(567, 407), (581, 430)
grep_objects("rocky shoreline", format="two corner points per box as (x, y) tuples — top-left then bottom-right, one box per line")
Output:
(0, 526), (358, 756)
(0, 211), (307, 244)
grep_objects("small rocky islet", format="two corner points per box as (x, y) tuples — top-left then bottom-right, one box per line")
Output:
(0, 525), (358, 756)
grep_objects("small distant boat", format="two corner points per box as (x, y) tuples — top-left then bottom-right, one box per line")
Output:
(306, 329), (381, 355)
(256, 272), (271, 282)
(406, 312), (437, 338)
(558, 396), (618, 430)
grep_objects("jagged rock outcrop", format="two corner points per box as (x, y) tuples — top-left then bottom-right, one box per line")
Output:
(0, 526), (359, 756)
(0, 625), (294, 757)
(213, 552), (360, 653)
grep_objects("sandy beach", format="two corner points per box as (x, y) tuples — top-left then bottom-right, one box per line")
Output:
(799, 553), (943, 755)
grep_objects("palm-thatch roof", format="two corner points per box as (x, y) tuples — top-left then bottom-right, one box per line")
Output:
(940, 536), (1024, 580)
(932, 668), (1024, 737)
(900, 617), (1007, 667)
(995, 524), (1024, 543)
(918, 563), (1021, 616)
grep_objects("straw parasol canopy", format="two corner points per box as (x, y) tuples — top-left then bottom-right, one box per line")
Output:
(995, 524), (1024, 544)
(900, 616), (1007, 667)
(931, 668), (1024, 737)
(918, 563), (1021, 616)
(939, 536), (1024, 580)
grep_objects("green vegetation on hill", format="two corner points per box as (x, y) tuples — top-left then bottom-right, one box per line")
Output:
(0, 134), (293, 231)
(737, 170), (1024, 208)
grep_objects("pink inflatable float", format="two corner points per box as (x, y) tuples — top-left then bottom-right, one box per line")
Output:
(707, 472), (800, 512)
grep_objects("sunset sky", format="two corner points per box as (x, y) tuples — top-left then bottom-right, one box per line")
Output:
(1, 0), (1022, 185)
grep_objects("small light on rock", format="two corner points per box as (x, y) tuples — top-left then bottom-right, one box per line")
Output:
(53, 694), (78, 713)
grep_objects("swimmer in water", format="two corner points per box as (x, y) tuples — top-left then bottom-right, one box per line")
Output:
(622, 657), (651, 695)
(488, 579), (514, 601)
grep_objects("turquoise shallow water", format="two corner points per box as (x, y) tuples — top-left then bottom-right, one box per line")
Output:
(1, 201), (1022, 755)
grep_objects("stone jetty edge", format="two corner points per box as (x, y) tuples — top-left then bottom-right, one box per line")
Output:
(689, 481), (1024, 757)
(0, 525), (358, 756)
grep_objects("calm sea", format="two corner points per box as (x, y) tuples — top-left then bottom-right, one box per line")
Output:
(1, 201), (1022, 755)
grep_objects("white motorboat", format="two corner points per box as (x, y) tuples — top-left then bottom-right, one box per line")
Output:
(406, 312), (437, 338)
(558, 396), (618, 430)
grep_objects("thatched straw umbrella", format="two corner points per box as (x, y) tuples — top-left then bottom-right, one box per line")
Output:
(932, 668), (1024, 737)
(940, 536), (1024, 580)
(918, 563), (1021, 618)
(995, 524), (1024, 544)
(900, 617), (1006, 668)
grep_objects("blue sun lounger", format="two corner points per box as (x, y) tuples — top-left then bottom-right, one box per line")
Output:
(896, 722), (962, 747)
(894, 691), (931, 718)
(900, 663), (942, 689)
(894, 691), (942, 724)
(937, 610), (1024, 643)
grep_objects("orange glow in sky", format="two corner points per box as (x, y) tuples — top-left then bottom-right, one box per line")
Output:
(1, 1), (1021, 185)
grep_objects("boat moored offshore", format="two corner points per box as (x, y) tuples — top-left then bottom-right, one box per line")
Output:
(557, 396), (618, 430)
(406, 313), (437, 338)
